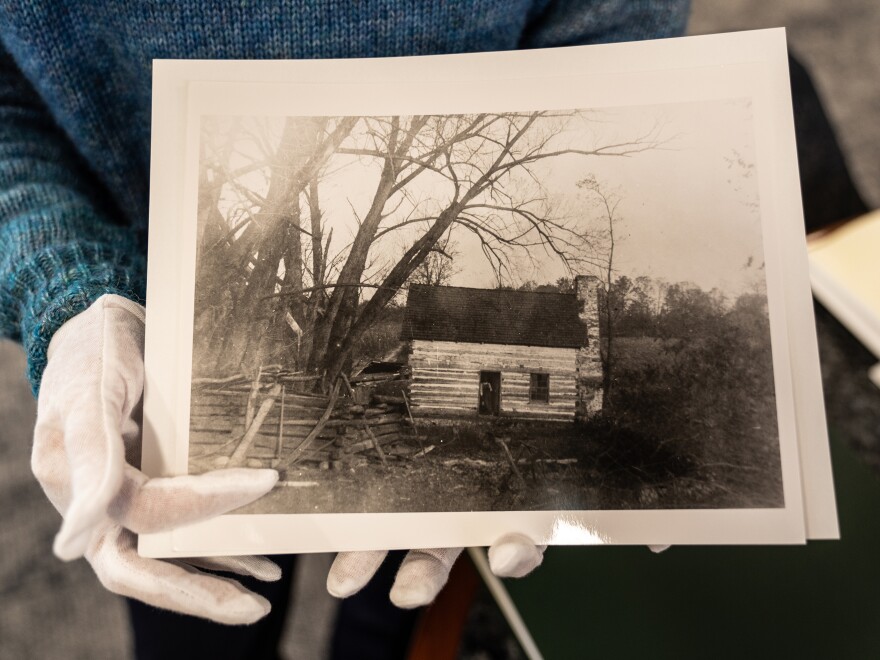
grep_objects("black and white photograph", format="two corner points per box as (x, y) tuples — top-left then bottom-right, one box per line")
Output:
(141, 33), (828, 555)
(187, 98), (783, 515)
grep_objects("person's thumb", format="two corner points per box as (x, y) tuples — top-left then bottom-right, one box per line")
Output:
(53, 411), (127, 560)
(45, 295), (145, 561)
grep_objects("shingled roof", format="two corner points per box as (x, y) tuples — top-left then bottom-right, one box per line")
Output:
(401, 284), (586, 349)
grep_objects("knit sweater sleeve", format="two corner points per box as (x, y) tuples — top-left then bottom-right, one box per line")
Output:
(0, 47), (146, 395)
(521, 0), (690, 48)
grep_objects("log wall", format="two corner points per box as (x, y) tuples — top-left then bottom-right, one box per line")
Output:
(188, 381), (411, 468)
(408, 339), (577, 421)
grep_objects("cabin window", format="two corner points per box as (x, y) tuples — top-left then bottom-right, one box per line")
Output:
(529, 373), (550, 403)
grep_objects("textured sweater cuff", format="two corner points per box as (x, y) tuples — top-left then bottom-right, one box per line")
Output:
(13, 243), (146, 395)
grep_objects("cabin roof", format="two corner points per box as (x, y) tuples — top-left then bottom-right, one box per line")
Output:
(401, 284), (586, 349)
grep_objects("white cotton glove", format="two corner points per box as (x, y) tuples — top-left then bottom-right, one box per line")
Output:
(32, 294), (281, 625)
(327, 539), (672, 608)
(326, 533), (546, 608)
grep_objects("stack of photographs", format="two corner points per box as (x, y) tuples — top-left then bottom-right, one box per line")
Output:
(141, 29), (838, 558)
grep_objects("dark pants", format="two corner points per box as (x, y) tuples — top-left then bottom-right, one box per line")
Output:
(787, 52), (868, 230)
(127, 552), (420, 660)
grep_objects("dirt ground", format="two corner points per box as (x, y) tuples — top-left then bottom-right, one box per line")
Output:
(237, 416), (775, 515)
(243, 423), (599, 514)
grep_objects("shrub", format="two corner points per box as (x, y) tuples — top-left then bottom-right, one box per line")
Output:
(583, 415), (698, 490)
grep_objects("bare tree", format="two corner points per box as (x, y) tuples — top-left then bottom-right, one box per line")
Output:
(195, 111), (664, 385)
(320, 112), (663, 382)
(407, 231), (460, 286)
(194, 116), (356, 374)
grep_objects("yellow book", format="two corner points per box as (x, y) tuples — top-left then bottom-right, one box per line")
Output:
(808, 209), (880, 362)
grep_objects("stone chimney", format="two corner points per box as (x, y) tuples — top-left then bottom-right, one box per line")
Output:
(574, 275), (603, 422)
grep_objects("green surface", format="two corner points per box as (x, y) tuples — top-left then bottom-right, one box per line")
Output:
(506, 436), (880, 659)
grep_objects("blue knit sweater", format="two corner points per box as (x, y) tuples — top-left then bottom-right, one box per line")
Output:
(0, 1), (688, 394)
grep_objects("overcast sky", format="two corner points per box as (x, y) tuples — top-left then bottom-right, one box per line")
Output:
(523, 98), (765, 297)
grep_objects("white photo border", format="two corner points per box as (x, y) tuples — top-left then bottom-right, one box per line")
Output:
(141, 29), (836, 558)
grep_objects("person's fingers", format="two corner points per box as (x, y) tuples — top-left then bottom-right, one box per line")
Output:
(184, 555), (282, 582)
(326, 550), (388, 598)
(87, 525), (271, 625)
(108, 466), (279, 533)
(487, 533), (546, 578)
(390, 547), (463, 609)
(648, 544), (670, 553)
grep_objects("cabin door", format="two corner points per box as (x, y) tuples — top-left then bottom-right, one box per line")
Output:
(478, 371), (501, 415)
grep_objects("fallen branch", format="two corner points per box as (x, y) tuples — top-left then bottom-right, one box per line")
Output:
(192, 374), (249, 386)
(229, 383), (282, 467)
(275, 384), (286, 459)
(496, 437), (526, 486)
(287, 437), (338, 466)
(401, 391), (424, 453)
(284, 380), (341, 468)
(440, 457), (576, 467)
(362, 421), (388, 467)
(276, 374), (324, 383)
(412, 444), (435, 458)
(442, 458), (496, 467)
(343, 433), (402, 455)
(522, 458), (577, 465)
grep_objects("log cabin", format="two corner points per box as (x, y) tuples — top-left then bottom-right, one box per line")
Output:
(401, 275), (604, 422)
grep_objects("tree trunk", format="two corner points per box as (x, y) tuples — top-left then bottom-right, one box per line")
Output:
(604, 294), (614, 403)
(308, 116), (430, 376)
(323, 205), (463, 381)
(222, 117), (356, 375)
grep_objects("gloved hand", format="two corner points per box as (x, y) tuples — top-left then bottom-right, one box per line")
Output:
(326, 531), (671, 608)
(32, 294), (281, 625)
(329, 540), (672, 607)
(327, 534), (546, 608)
